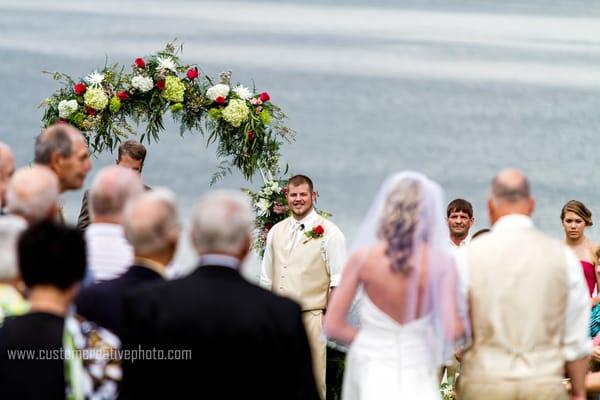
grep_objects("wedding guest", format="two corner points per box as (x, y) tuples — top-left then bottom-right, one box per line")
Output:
(260, 174), (347, 399)
(325, 172), (468, 399)
(0, 142), (15, 214)
(447, 198), (474, 250)
(471, 228), (490, 240)
(561, 200), (600, 297)
(6, 165), (60, 224)
(0, 221), (87, 399)
(0, 220), (121, 399)
(34, 123), (91, 194)
(457, 169), (591, 400)
(121, 190), (319, 399)
(34, 123), (92, 223)
(0, 215), (28, 322)
(85, 165), (144, 282)
(76, 188), (178, 337)
(78, 140), (151, 231)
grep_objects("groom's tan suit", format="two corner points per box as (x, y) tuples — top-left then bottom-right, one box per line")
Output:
(456, 215), (591, 400)
(261, 209), (346, 399)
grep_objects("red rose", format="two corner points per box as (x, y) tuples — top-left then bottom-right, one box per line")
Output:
(73, 83), (86, 95)
(313, 225), (324, 235)
(117, 90), (129, 100)
(134, 58), (146, 69)
(265, 223), (273, 230)
(282, 187), (289, 197)
(187, 67), (199, 80)
(215, 96), (225, 104)
(155, 80), (165, 90)
(247, 131), (254, 141)
(259, 92), (270, 102)
(86, 107), (97, 116)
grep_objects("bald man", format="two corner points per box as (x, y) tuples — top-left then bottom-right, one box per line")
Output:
(6, 166), (60, 224)
(0, 142), (15, 213)
(456, 169), (591, 400)
(86, 165), (144, 282)
(76, 188), (178, 337)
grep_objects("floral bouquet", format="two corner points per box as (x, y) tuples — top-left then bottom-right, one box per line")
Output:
(242, 178), (332, 257)
(41, 42), (294, 183)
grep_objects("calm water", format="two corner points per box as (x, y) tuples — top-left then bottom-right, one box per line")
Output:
(1, 0), (600, 276)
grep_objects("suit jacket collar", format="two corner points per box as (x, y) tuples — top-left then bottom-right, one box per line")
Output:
(124, 264), (164, 280)
(191, 264), (242, 280)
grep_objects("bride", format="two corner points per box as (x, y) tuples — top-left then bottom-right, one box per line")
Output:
(324, 172), (470, 399)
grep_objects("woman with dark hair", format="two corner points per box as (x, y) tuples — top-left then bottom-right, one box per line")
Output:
(561, 200), (599, 297)
(0, 221), (120, 400)
(324, 172), (469, 399)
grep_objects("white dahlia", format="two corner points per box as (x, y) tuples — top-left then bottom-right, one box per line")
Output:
(233, 85), (252, 100)
(156, 56), (177, 73)
(85, 71), (104, 88)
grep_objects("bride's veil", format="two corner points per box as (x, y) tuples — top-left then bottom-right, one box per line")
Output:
(345, 171), (471, 366)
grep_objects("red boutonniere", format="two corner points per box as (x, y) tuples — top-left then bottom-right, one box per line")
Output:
(303, 225), (325, 244)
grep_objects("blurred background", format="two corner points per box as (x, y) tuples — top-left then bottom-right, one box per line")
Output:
(1, 0), (600, 277)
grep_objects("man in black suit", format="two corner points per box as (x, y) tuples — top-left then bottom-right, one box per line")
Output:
(78, 140), (150, 230)
(120, 190), (319, 400)
(76, 188), (180, 338)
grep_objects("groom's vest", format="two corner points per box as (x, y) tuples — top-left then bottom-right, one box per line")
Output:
(462, 226), (569, 381)
(270, 216), (330, 312)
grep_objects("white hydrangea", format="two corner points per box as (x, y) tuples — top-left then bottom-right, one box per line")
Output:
(85, 71), (104, 87)
(156, 56), (177, 73)
(206, 84), (230, 101)
(58, 100), (78, 119)
(256, 198), (271, 217)
(131, 76), (154, 93)
(233, 85), (252, 100)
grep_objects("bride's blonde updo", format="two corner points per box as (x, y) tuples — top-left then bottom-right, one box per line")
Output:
(377, 178), (421, 274)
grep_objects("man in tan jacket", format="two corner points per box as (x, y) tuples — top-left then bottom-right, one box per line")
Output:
(456, 168), (591, 400)
(260, 175), (346, 399)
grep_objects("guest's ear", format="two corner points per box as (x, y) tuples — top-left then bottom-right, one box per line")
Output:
(527, 197), (536, 216)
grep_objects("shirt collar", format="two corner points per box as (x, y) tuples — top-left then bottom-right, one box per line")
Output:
(86, 223), (125, 236)
(198, 254), (241, 270)
(448, 235), (471, 248)
(290, 208), (318, 230)
(492, 214), (534, 231)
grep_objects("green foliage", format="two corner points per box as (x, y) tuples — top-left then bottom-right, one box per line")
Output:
(40, 42), (294, 182)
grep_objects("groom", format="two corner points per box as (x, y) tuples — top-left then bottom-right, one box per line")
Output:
(261, 175), (346, 399)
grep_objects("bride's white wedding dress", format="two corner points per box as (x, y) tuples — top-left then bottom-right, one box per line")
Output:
(342, 294), (441, 400)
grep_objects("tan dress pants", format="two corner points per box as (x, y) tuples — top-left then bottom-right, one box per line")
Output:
(458, 378), (568, 400)
(302, 310), (326, 400)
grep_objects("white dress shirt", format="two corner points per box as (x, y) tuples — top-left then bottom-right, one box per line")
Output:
(260, 208), (347, 289)
(455, 214), (592, 362)
(85, 223), (133, 282)
(448, 234), (471, 251)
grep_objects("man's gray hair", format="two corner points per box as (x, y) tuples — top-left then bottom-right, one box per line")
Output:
(6, 166), (59, 223)
(191, 190), (253, 255)
(90, 166), (144, 219)
(0, 215), (27, 281)
(34, 124), (77, 165)
(123, 188), (179, 254)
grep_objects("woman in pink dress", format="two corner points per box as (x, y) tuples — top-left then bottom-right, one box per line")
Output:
(561, 200), (599, 297)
